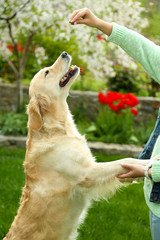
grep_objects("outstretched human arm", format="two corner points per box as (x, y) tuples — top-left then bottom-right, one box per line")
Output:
(118, 154), (160, 181)
(70, 8), (160, 83)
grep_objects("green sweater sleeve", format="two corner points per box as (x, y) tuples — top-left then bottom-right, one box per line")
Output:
(152, 160), (160, 182)
(151, 138), (160, 182)
(107, 23), (160, 84)
(108, 23), (160, 182)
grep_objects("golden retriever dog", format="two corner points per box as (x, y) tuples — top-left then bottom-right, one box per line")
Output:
(4, 52), (150, 240)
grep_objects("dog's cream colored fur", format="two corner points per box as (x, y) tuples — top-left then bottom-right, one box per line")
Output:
(4, 53), (149, 240)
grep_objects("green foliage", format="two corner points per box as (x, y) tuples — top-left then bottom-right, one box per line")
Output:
(108, 67), (140, 94)
(0, 111), (28, 136)
(0, 148), (150, 240)
(71, 73), (106, 92)
(81, 107), (137, 144)
(0, 108), (154, 147)
(0, 56), (4, 73)
(0, 109), (153, 147)
(0, 34), (88, 85)
(0, 0), (160, 97)
(140, 0), (160, 40)
(75, 107), (155, 146)
(38, 35), (82, 66)
(134, 118), (155, 145)
(95, 107), (135, 144)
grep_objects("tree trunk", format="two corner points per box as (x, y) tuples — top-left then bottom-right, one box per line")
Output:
(16, 73), (23, 113)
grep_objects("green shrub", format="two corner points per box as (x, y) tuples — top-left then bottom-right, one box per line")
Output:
(0, 108), (154, 147)
(0, 112), (28, 136)
(71, 71), (106, 92)
(88, 107), (137, 144)
(76, 108), (155, 146)
(108, 68), (140, 94)
(134, 119), (155, 145)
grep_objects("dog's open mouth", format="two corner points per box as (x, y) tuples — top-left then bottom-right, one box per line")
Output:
(59, 65), (78, 87)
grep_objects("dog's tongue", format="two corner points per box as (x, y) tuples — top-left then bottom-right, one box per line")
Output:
(60, 65), (76, 84)
(64, 69), (72, 77)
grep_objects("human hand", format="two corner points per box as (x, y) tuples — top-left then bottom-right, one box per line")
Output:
(69, 8), (100, 28)
(117, 164), (146, 179)
(69, 8), (113, 36)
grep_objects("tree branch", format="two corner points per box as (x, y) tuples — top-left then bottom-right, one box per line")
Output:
(6, 19), (20, 64)
(20, 24), (53, 70)
(0, 1), (31, 65)
(0, 0), (30, 21)
(2, 54), (18, 77)
(21, 31), (34, 70)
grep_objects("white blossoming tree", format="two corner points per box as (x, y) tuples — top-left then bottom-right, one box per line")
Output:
(0, 0), (147, 112)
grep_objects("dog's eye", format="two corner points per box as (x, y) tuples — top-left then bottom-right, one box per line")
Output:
(45, 70), (49, 77)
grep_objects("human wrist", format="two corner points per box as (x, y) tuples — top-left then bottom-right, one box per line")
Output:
(144, 163), (152, 179)
(140, 166), (145, 177)
(96, 19), (113, 36)
(148, 168), (152, 178)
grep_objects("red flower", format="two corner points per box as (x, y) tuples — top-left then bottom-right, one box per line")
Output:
(79, 67), (83, 72)
(98, 92), (108, 104)
(98, 91), (139, 115)
(17, 43), (24, 52)
(124, 99), (135, 107)
(117, 101), (126, 109)
(97, 35), (106, 41)
(106, 91), (121, 104)
(7, 43), (24, 52)
(131, 108), (138, 116)
(109, 103), (119, 112)
(7, 44), (14, 51)
(125, 93), (139, 107)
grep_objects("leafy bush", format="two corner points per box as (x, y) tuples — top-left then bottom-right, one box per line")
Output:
(108, 68), (140, 94)
(75, 107), (155, 146)
(85, 107), (137, 144)
(134, 119), (155, 145)
(0, 112), (28, 136)
(71, 72), (106, 92)
(0, 108), (155, 147)
(74, 90), (154, 146)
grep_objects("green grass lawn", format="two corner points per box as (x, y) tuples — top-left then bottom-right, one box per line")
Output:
(0, 148), (151, 240)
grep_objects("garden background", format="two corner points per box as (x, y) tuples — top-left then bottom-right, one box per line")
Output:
(0, 0), (160, 239)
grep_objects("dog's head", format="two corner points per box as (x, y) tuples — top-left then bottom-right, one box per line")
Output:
(27, 52), (80, 131)
(29, 52), (79, 99)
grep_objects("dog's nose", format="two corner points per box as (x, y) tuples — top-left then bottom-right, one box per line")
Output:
(61, 51), (68, 58)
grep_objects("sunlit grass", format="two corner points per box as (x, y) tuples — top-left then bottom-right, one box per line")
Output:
(0, 148), (151, 240)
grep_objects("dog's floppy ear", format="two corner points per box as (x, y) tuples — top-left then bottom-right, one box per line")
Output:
(27, 94), (51, 131)
(27, 95), (42, 131)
